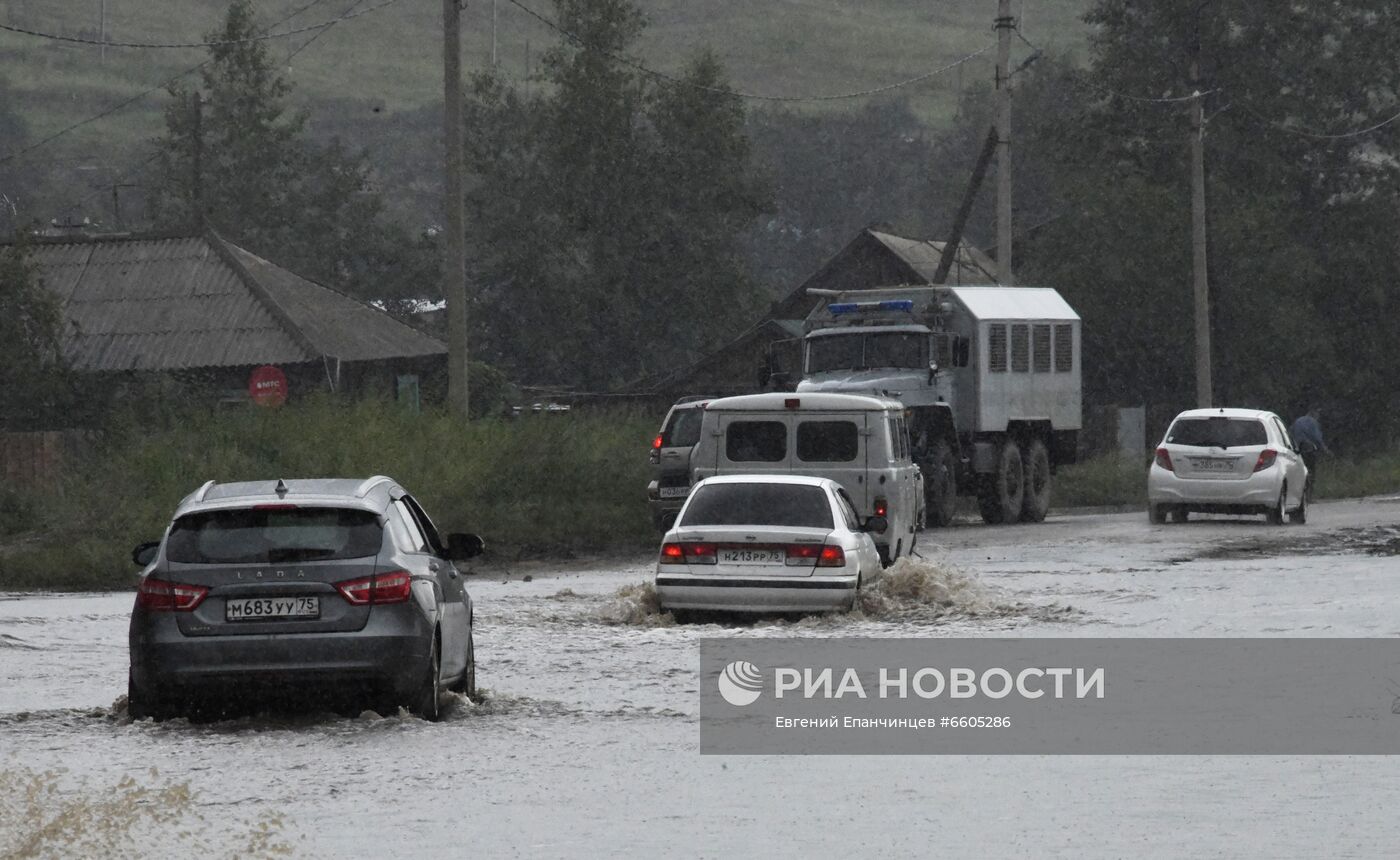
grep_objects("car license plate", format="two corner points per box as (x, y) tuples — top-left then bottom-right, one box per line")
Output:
(225, 596), (319, 621)
(658, 486), (690, 499)
(719, 548), (785, 564)
(1192, 458), (1235, 472)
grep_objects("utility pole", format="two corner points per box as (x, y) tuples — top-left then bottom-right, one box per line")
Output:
(443, 0), (470, 418)
(191, 91), (204, 229)
(994, 0), (1014, 283)
(1189, 54), (1212, 408)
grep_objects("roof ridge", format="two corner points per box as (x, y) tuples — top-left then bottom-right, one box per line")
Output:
(203, 230), (322, 362)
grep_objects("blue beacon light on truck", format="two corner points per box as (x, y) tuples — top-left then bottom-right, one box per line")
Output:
(829, 299), (914, 315)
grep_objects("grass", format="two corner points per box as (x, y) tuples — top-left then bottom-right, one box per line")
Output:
(0, 396), (659, 591)
(1053, 454), (1149, 509)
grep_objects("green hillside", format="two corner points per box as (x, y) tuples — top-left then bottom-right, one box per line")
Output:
(1, 0), (1092, 221)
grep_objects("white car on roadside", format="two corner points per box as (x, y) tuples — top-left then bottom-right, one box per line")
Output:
(1147, 407), (1308, 525)
(654, 474), (884, 616)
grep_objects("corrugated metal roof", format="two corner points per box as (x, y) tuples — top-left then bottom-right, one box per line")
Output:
(949, 286), (1080, 321)
(21, 233), (444, 372)
(222, 243), (444, 362)
(866, 230), (998, 284)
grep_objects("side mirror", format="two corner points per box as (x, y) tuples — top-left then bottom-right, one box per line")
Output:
(445, 532), (485, 561)
(132, 541), (160, 567)
(863, 515), (889, 535)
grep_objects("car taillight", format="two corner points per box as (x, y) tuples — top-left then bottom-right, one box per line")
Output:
(873, 497), (888, 517)
(337, 570), (413, 605)
(1253, 449), (1277, 472)
(652, 434), (664, 449)
(1154, 447), (1174, 472)
(785, 544), (846, 567)
(136, 577), (208, 612)
(659, 542), (717, 564)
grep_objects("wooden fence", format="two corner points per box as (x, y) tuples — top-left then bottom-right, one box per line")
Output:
(0, 431), (92, 489)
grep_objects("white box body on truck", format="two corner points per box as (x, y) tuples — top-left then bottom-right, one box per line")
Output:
(689, 392), (924, 565)
(795, 285), (1082, 526)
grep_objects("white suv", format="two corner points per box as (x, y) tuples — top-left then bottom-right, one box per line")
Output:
(1147, 408), (1308, 525)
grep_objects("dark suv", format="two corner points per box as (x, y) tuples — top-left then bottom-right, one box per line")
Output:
(645, 397), (711, 532)
(128, 476), (484, 721)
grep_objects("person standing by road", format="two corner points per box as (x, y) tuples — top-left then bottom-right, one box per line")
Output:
(1290, 407), (1329, 500)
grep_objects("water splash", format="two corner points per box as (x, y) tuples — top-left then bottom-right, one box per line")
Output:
(0, 765), (295, 859)
(593, 582), (675, 627)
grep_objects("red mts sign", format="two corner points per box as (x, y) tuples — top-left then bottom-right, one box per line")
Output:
(248, 365), (288, 407)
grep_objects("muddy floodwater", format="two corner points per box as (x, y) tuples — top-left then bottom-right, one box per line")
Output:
(5, 498), (1400, 857)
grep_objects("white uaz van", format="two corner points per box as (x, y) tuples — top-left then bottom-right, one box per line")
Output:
(688, 392), (925, 565)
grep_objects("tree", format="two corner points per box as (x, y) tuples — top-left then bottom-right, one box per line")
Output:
(462, 0), (770, 389)
(744, 99), (934, 294)
(923, 1), (1400, 448)
(0, 245), (78, 430)
(149, 0), (436, 312)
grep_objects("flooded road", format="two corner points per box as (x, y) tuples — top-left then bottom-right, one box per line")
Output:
(4, 497), (1400, 858)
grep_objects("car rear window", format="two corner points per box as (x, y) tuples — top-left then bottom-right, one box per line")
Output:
(797, 420), (859, 462)
(165, 507), (383, 564)
(725, 421), (787, 462)
(664, 408), (703, 448)
(680, 483), (834, 529)
(1166, 417), (1267, 448)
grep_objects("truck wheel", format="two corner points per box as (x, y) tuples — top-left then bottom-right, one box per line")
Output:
(1019, 438), (1051, 523)
(978, 441), (1024, 525)
(924, 439), (956, 528)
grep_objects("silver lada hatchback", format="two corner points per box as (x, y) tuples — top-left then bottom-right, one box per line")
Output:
(128, 476), (484, 721)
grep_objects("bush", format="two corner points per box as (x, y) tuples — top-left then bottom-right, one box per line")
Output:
(0, 396), (658, 590)
(1053, 455), (1148, 509)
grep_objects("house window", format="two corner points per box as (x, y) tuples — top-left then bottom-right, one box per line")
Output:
(1054, 324), (1074, 372)
(1033, 324), (1052, 373)
(988, 325), (1007, 373)
(1011, 324), (1030, 373)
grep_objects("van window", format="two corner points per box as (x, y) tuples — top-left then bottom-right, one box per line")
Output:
(988, 325), (1008, 372)
(886, 416), (909, 462)
(1054, 324), (1073, 372)
(664, 408), (703, 447)
(1011, 324), (1030, 372)
(726, 421), (787, 462)
(796, 421), (859, 462)
(1033, 324), (1052, 373)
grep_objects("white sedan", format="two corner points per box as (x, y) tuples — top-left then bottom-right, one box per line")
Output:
(654, 474), (884, 615)
(1147, 407), (1308, 525)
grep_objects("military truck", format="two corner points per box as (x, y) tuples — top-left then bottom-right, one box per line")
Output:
(793, 285), (1081, 526)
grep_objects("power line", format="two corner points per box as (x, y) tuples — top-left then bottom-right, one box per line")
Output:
(503, 0), (993, 103)
(0, 0), (337, 167)
(286, 0), (364, 64)
(0, 0), (401, 50)
(1237, 101), (1400, 141)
